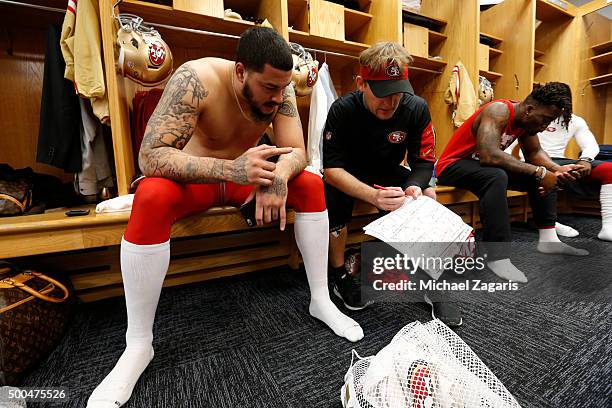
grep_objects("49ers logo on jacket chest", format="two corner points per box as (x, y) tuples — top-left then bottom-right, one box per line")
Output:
(148, 41), (166, 66)
(387, 131), (407, 144)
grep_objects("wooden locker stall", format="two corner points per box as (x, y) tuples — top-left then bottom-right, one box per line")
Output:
(1, 0), (609, 303)
(401, 0), (479, 151)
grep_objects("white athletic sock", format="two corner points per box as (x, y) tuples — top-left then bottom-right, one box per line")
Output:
(555, 222), (579, 237)
(87, 238), (170, 408)
(537, 228), (589, 256)
(598, 184), (612, 241)
(294, 211), (364, 342)
(487, 258), (528, 283)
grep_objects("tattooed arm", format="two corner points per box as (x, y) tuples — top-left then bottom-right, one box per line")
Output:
(475, 102), (540, 175)
(138, 63), (229, 183)
(248, 85), (307, 230)
(139, 63), (290, 185)
(269, 85), (307, 182)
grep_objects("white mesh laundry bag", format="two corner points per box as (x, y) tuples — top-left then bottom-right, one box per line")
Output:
(341, 320), (521, 408)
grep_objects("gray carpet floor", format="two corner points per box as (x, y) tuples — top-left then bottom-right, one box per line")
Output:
(21, 215), (611, 407)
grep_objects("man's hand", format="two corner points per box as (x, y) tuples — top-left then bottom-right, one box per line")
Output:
(370, 186), (405, 211)
(538, 170), (558, 196)
(404, 186), (423, 200)
(251, 175), (289, 230)
(230, 144), (293, 186)
(574, 160), (592, 177)
(554, 163), (585, 184)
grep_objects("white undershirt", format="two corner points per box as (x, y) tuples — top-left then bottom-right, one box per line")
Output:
(537, 114), (600, 159)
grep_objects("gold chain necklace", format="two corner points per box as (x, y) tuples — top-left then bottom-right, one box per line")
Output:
(230, 66), (254, 123)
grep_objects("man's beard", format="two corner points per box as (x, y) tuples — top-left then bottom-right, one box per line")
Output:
(243, 82), (279, 122)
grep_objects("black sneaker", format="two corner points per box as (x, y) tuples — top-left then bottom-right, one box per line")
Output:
(423, 294), (463, 327)
(329, 263), (372, 311)
(333, 272), (372, 311)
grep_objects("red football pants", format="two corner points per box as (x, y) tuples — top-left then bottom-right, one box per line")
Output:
(124, 171), (326, 245)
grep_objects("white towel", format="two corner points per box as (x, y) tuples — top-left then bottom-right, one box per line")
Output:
(95, 194), (134, 214)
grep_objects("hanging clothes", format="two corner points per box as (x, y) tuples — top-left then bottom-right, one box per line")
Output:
(60, 0), (110, 124)
(307, 63), (338, 175)
(131, 89), (164, 172)
(75, 98), (114, 196)
(37, 24), (82, 173)
(444, 60), (479, 128)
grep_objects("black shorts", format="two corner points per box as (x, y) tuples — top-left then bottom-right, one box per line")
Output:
(552, 157), (606, 196)
(324, 165), (434, 233)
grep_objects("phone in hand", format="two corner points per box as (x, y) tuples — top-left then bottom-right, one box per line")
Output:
(239, 199), (257, 227)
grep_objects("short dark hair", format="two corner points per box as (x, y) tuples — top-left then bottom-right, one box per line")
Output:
(236, 27), (293, 73)
(527, 82), (573, 128)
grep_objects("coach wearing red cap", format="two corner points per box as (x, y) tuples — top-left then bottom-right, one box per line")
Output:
(322, 42), (461, 326)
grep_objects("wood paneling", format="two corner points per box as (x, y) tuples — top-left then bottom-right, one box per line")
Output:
(403, 24), (429, 59)
(481, 0), (535, 100)
(309, 0), (345, 42)
(173, 0), (224, 18)
(419, 0), (479, 151)
(362, 0), (401, 44)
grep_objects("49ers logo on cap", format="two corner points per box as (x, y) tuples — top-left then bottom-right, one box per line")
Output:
(387, 131), (407, 144)
(385, 64), (402, 78)
(148, 41), (166, 66)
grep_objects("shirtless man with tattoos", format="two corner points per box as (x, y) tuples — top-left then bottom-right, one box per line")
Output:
(87, 27), (363, 408)
(436, 82), (588, 285)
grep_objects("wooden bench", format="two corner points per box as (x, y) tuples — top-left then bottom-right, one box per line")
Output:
(2, 186), (598, 302)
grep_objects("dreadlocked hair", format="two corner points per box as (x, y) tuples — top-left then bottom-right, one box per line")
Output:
(527, 82), (573, 129)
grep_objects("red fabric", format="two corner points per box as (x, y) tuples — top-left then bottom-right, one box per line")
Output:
(419, 122), (437, 161)
(589, 161), (612, 185)
(435, 99), (524, 176)
(131, 89), (164, 171)
(124, 170), (326, 244)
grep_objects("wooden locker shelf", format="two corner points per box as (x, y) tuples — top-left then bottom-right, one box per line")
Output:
(592, 40), (612, 55)
(589, 73), (612, 86)
(480, 32), (503, 46)
(344, 8), (372, 38)
(288, 28), (309, 36)
(410, 55), (447, 72)
(428, 30), (447, 45)
(535, 0), (575, 22)
(287, 0), (309, 33)
(534, 60), (546, 69)
(120, 0), (255, 38)
(534, 49), (545, 58)
(402, 8), (447, 29)
(479, 69), (503, 81)
(590, 51), (612, 65)
(489, 47), (503, 58)
(288, 30), (368, 56)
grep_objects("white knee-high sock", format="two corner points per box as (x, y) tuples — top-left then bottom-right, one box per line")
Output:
(87, 238), (170, 408)
(537, 228), (589, 256)
(598, 184), (612, 241)
(294, 210), (364, 342)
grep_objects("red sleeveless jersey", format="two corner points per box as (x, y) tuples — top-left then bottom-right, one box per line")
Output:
(436, 100), (524, 175)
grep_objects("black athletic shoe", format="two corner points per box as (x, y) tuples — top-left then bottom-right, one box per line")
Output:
(333, 272), (372, 311)
(329, 262), (372, 311)
(424, 294), (463, 327)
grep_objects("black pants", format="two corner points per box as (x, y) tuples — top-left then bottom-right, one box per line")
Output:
(437, 159), (557, 243)
(551, 157), (606, 197)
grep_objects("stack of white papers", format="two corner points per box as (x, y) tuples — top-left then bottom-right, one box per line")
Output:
(363, 196), (474, 279)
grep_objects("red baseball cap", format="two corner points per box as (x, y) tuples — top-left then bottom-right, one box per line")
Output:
(359, 62), (414, 97)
